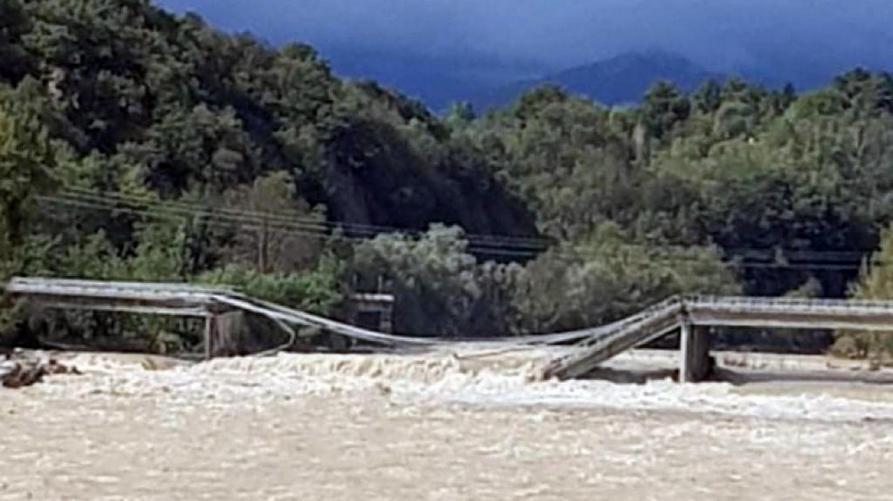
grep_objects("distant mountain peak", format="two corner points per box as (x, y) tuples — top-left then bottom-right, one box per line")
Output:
(473, 50), (719, 111)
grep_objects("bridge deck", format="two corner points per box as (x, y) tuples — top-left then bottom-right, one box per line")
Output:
(543, 295), (893, 381)
(3, 277), (441, 352)
(4, 277), (229, 317)
(8, 278), (893, 380)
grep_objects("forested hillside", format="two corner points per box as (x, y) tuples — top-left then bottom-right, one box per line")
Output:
(3, 0), (893, 355)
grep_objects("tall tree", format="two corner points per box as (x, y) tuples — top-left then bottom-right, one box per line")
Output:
(0, 85), (56, 248)
(642, 81), (691, 140)
(221, 171), (326, 274)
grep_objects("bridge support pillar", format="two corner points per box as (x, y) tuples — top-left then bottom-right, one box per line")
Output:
(204, 314), (216, 360)
(203, 312), (251, 359)
(680, 324), (711, 383)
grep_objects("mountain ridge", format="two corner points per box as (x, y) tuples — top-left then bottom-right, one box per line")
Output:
(470, 50), (722, 111)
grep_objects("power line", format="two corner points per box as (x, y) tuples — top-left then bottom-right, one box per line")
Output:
(61, 188), (885, 260)
(40, 193), (879, 269)
(50, 192), (545, 255)
(55, 191), (336, 233)
(38, 195), (552, 259)
(37, 194), (881, 271)
(62, 188), (553, 249)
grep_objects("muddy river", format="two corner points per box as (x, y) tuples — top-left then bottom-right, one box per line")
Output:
(2, 348), (893, 500)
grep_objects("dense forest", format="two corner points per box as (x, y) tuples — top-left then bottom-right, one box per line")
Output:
(2, 0), (893, 356)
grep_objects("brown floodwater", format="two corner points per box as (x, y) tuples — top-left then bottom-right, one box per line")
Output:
(2, 348), (893, 500)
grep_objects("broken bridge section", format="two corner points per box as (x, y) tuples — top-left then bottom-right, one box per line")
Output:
(8, 278), (893, 383)
(543, 296), (893, 382)
(1, 277), (665, 356)
(3, 277), (442, 359)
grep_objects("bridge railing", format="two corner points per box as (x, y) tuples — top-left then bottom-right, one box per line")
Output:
(545, 294), (893, 380)
(686, 295), (893, 311)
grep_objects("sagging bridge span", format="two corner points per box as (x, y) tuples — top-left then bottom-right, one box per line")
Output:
(6, 277), (893, 383)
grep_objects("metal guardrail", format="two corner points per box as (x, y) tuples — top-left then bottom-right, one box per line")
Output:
(6, 277), (236, 295)
(5, 277), (444, 349)
(544, 294), (893, 380)
(4, 277), (234, 305)
(10, 277), (893, 373)
(687, 294), (893, 311)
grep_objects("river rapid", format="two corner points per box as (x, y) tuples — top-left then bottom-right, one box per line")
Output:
(2, 347), (893, 500)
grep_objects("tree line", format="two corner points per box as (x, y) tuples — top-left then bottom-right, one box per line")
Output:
(2, 0), (893, 356)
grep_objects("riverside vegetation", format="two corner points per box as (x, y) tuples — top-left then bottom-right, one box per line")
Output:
(1, 0), (893, 358)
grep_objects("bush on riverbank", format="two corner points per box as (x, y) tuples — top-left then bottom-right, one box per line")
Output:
(833, 225), (893, 363)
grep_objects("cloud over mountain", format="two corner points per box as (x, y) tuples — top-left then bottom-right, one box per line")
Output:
(158, 0), (893, 71)
(157, 0), (893, 108)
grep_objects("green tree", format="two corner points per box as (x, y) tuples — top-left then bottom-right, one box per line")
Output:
(835, 226), (893, 361)
(220, 170), (326, 274)
(445, 101), (476, 131)
(0, 88), (56, 250)
(201, 256), (343, 315)
(510, 223), (738, 333)
(641, 81), (691, 140)
(0, 0), (32, 83)
(692, 79), (722, 114)
(351, 225), (520, 337)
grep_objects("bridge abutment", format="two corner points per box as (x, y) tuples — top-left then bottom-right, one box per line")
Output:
(680, 323), (711, 383)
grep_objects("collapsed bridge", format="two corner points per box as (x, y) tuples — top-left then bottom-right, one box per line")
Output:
(6, 277), (893, 383)
(543, 295), (893, 382)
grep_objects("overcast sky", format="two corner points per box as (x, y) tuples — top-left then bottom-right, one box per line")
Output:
(156, 0), (893, 74)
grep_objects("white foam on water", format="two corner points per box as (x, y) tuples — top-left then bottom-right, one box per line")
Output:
(30, 348), (893, 423)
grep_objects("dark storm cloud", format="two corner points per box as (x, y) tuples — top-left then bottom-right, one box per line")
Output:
(156, 0), (893, 72)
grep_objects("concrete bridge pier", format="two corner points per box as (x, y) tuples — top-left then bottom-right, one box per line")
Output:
(679, 322), (711, 383)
